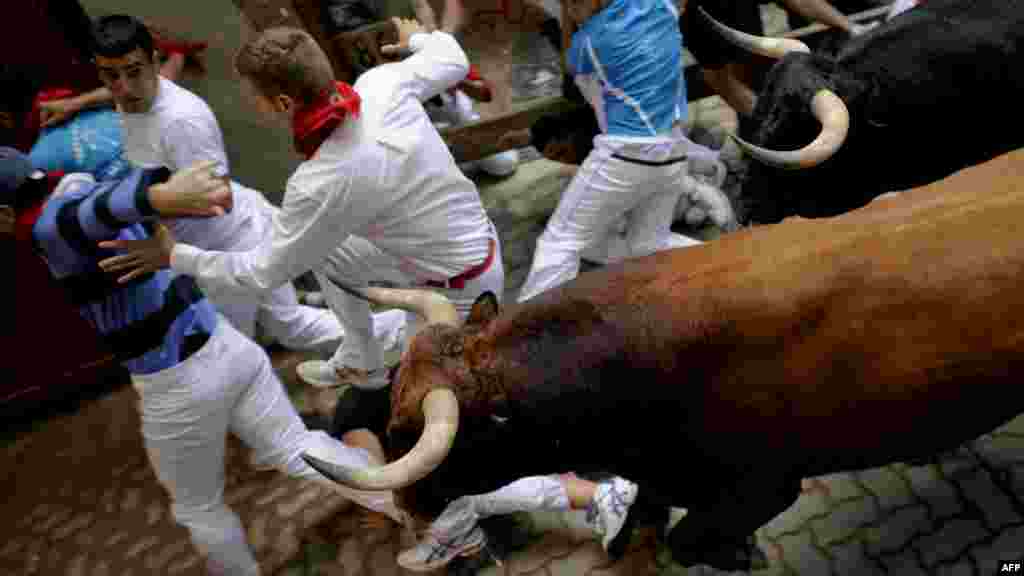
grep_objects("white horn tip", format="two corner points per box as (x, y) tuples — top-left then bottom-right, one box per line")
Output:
(302, 452), (377, 488)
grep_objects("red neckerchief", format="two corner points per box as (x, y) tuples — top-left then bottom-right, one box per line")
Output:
(292, 81), (362, 159)
(13, 171), (62, 244)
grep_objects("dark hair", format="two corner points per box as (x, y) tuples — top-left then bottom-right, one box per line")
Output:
(530, 107), (599, 160)
(90, 15), (155, 60)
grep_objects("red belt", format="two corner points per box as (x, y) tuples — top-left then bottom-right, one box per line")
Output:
(422, 238), (496, 291)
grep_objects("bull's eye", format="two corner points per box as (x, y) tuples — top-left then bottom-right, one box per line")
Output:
(442, 339), (464, 357)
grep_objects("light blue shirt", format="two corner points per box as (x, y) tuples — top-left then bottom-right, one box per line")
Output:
(567, 0), (687, 137)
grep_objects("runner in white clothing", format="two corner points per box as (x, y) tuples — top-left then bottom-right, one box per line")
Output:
(99, 21), (504, 394)
(87, 15), (368, 355)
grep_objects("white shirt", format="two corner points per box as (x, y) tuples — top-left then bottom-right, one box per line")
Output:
(121, 77), (265, 251)
(172, 31), (495, 296)
(886, 0), (919, 20)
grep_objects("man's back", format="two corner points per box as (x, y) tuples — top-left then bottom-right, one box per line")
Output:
(283, 31), (494, 281)
(568, 0), (687, 137)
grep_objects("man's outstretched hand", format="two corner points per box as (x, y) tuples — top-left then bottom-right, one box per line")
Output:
(381, 18), (427, 57)
(98, 222), (177, 283)
(149, 159), (233, 218)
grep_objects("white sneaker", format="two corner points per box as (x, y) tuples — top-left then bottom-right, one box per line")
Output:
(296, 360), (344, 389)
(296, 290), (327, 308)
(585, 477), (639, 554)
(296, 360), (392, 390)
(397, 497), (486, 572)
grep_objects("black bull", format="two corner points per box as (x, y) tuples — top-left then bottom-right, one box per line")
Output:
(729, 0), (1024, 223)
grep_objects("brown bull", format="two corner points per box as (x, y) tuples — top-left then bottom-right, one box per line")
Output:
(305, 149), (1024, 568)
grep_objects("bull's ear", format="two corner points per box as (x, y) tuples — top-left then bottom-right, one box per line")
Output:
(467, 291), (500, 327)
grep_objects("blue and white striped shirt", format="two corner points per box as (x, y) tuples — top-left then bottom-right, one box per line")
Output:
(567, 0), (687, 138)
(32, 170), (218, 375)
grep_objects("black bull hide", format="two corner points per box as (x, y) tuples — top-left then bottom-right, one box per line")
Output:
(736, 0), (1024, 223)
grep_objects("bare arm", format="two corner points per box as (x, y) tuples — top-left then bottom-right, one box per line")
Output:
(409, 0), (439, 31)
(780, 0), (855, 33)
(39, 87), (114, 128)
(409, 0), (465, 35)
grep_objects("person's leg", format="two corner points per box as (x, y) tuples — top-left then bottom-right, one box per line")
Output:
(256, 282), (345, 356)
(701, 66), (757, 117)
(135, 325), (261, 575)
(626, 160), (703, 258)
(397, 473), (639, 571)
(517, 145), (648, 303)
(317, 236), (412, 388)
(218, 318), (410, 525)
(208, 293), (260, 340)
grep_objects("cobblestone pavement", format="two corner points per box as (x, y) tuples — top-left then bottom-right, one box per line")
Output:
(279, 414), (1024, 576)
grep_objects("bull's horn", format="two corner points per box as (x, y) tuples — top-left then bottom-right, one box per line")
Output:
(302, 387), (459, 490)
(697, 6), (810, 59)
(326, 278), (460, 327)
(730, 89), (849, 169)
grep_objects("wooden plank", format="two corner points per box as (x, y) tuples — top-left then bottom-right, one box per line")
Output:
(439, 96), (583, 163)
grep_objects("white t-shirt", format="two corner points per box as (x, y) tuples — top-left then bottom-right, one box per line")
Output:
(886, 0), (919, 20)
(121, 77), (266, 251)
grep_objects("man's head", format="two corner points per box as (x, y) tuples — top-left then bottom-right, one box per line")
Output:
(234, 27), (336, 122)
(0, 147), (49, 234)
(90, 15), (161, 114)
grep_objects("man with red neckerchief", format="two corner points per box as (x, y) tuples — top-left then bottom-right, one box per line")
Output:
(99, 19), (504, 396)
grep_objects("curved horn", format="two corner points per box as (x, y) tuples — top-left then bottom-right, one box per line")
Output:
(328, 280), (461, 327)
(730, 89), (850, 169)
(697, 5), (810, 59)
(302, 388), (459, 490)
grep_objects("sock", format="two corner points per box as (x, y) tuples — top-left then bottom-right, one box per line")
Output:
(471, 475), (571, 518)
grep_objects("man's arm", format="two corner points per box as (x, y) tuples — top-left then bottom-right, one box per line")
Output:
(382, 18), (470, 103)
(39, 87), (115, 128)
(43, 161), (232, 249)
(779, 0), (857, 34)
(40, 169), (170, 247)
(167, 164), (357, 297)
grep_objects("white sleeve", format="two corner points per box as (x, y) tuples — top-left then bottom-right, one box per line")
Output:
(171, 164), (357, 297)
(391, 31), (470, 103)
(162, 116), (230, 177)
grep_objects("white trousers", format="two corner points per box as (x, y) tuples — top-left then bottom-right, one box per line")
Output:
(320, 232), (505, 376)
(518, 132), (700, 303)
(132, 318), (404, 575)
(201, 183), (344, 356)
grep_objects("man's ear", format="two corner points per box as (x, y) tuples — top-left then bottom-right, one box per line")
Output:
(0, 205), (17, 236)
(274, 94), (295, 114)
(466, 291), (500, 328)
